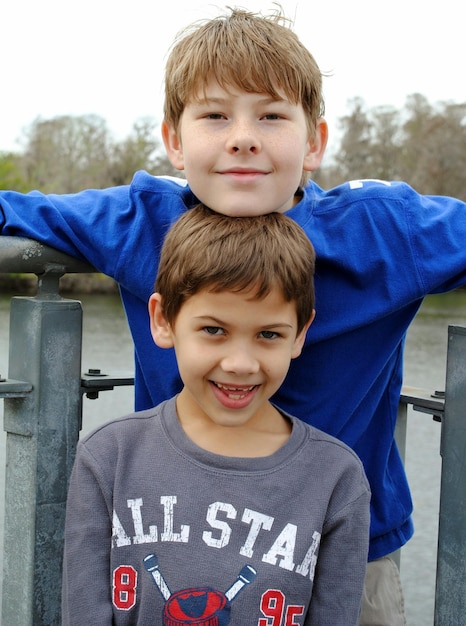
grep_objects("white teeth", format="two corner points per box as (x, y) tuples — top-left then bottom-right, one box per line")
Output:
(215, 382), (255, 399)
(216, 383), (255, 392)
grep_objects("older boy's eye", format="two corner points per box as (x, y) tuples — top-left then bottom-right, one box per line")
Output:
(260, 330), (279, 340)
(262, 113), (282, 120)
(205, 113), (225, 120)
(204, 326), (224, 335)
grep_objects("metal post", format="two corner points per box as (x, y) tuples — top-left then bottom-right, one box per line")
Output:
(434, 325), (466, 625)
(1, 269), (82, 626)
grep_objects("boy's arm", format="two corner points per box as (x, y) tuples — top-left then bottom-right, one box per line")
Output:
(305, 489), (370, 625)
(0, 185), (132, 279)
(62, 443), (114, 625)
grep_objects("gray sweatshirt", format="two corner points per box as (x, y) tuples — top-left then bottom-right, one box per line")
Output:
(62, 397), (370, 625)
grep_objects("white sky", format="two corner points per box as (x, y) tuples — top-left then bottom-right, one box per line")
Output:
(1, 0), (464, 156)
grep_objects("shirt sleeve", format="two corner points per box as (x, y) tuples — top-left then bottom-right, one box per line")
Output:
(398, 182), (466, 294)
(62, 442), (114, 625)
(0, 184), (133, 278)
(305, 476), (371, 624)
(0, 173), (191, 297)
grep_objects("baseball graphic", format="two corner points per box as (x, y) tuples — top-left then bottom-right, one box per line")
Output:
(143, 554), (257, 625)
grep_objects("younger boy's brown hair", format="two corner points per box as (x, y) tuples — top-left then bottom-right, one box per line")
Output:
(155, 204), (315, 334)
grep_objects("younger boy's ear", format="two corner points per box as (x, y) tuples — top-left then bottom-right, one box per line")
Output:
(303, 118), (328, 173)
(291, 310), (316, 359)
(149, 293), (174, 348)
(161, 120), (185, 171)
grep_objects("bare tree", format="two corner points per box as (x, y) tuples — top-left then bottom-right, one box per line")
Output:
(0, 151), (28, 191)
(20, 114), (112, 192)
(319, 94), (466, 200)
(110, 117), (182, 185)
(401, 95), (466, 199)
(17, 114), (183, 191)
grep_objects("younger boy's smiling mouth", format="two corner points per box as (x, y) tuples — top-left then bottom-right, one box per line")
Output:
(211, 381), (259, 407)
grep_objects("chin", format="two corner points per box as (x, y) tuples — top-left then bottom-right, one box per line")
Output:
(216, 205), (272, 218)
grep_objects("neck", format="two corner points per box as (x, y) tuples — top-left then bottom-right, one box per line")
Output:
(175, 396), (291, 457)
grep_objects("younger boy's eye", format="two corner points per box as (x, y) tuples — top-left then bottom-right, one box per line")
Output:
(260, 330), (279, 340)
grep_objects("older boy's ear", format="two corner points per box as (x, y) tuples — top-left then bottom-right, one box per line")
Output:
(291, 310), (316, 359)
(149, 293), (174, 348)
(161, 120), (185, 171)
(303, 118), (328, 173)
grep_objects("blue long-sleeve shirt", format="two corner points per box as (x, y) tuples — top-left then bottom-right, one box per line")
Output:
(2, 172), (465, 560)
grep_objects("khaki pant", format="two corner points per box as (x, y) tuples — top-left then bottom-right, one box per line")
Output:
(360, 557), (406, 626)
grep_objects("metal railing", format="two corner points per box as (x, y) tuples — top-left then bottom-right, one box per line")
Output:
(1, 237), (466, 625)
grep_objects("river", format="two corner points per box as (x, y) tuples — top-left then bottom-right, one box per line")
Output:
(1, 290), (466, 625)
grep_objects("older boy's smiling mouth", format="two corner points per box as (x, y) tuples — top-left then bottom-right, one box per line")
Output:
(219, 167), (269, 179)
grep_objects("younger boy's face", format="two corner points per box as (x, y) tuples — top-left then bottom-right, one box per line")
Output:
(149, 287), (312, 432)
(162, 80), (327, 217)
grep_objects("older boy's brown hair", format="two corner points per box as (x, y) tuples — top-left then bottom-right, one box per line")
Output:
(163, 7), (325, 138)
(155, 205), (315, 334)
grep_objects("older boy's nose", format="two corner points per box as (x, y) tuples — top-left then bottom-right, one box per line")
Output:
(232, 145), (257, 153)
(227, 121), (259, 153)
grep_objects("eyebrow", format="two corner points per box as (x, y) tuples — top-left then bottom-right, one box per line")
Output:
(194, 94), (286, 106)
(194, 315), (294, 329)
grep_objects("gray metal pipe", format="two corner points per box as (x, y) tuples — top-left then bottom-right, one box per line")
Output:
(0, 236), (93, 274)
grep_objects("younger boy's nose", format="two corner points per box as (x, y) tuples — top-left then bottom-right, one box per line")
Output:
(220, 343), (260, 375)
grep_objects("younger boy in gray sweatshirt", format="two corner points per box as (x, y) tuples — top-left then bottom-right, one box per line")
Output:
(62, 205), (370, 625)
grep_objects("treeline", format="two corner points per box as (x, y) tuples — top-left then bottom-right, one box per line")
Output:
(0, 114), (182, 193)
(313, 93), (466, 201)
(1, 94), (465, 293)
(1, 92), (465, 201)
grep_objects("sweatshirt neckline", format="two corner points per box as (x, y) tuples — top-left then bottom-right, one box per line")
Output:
(160, 396), (307, 473)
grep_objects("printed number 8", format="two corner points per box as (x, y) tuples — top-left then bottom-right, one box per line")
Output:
(113, 565), (138, 610)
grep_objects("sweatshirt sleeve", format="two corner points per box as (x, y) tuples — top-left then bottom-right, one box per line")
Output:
(62, 442), (114, 625)
(305, 469), (371, 625)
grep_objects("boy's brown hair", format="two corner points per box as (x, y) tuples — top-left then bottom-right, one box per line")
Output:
(163, 7), (324, 138)
(155, 204), (315, 334)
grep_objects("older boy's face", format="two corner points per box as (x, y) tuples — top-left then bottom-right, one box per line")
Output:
(162, 80), (326, 216)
